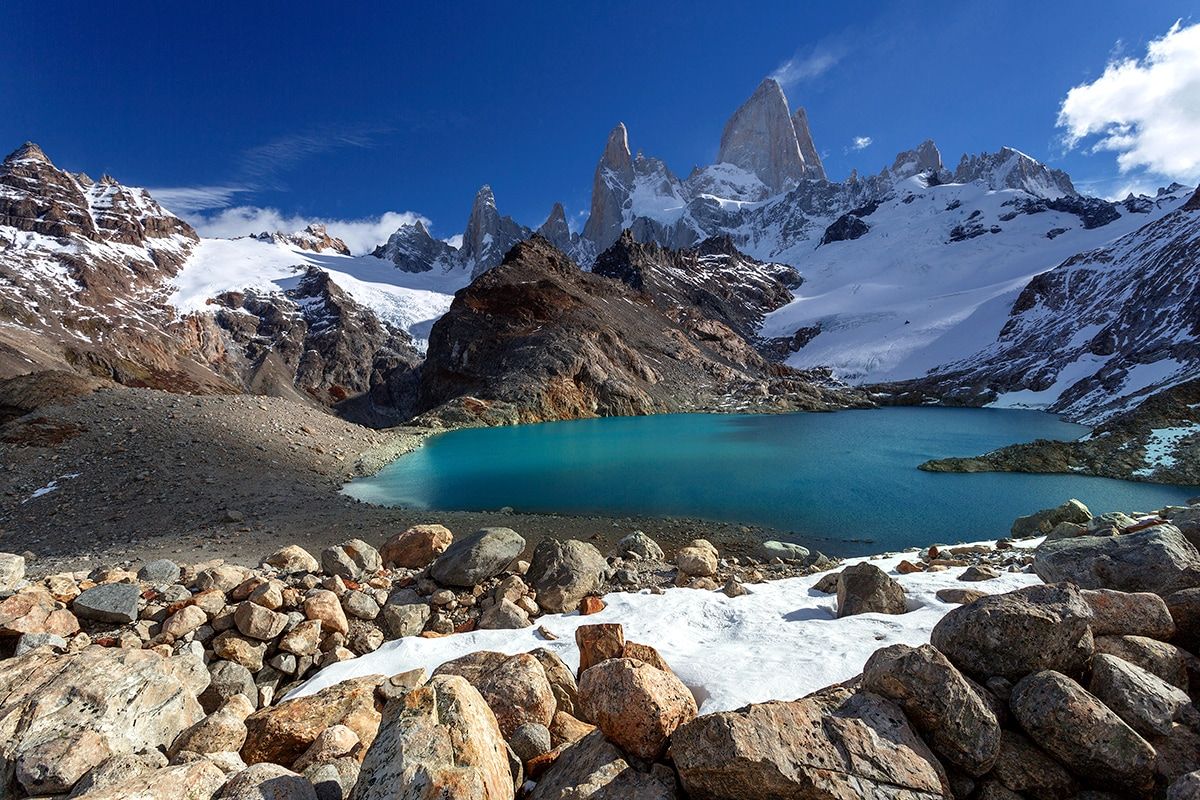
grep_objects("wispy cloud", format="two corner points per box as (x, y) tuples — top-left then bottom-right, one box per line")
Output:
(770, 41), (845, 87)
(237, 125), (389, 184)
(147, 185), (251, 213)
(186, 206), (429, 256)
(1057, 20), (1200, 183)
(850, 136), (873, 151)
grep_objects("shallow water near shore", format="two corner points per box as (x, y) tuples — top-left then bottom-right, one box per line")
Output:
(346, 408), (1199, 556)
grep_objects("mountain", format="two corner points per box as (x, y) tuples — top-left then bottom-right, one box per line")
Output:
(716, 78), (812, 196)
(373, 220), (458, 273)
(461, 185), (532, 277)
(953, 147), (1076, 199)
(414, 236), (868, 426)
(253, 223), (350, 255)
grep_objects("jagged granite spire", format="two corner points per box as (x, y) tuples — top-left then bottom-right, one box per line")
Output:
(890, 140), (944, 180)
(373, 219), (457, 272)
(582, 123), (635, 250)
(791, 108), (826, 181)
(537, 202), (574, 252)
(461, 185), (530, 277)
(716, 78), (807, 194)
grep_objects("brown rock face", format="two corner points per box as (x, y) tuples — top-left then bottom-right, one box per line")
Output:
(575, 624), (626, 676)
(242, 675), (383, 767)
(577, 657), (697, 760)
(670, 686), (949, 799)
(380, 524), (454, 569)
(433, 651), (555, 738)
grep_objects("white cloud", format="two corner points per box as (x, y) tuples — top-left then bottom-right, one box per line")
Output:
(771, 43), (843, 86)
(148, 185), (250, 213)
(1057, 20), (1200, 182)
(851, 136), (873, 151)
(443, 234), (463, 249)
(187, 206), (432, 256)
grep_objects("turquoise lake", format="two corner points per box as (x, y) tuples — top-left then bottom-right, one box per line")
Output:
(345, 408), (1199, 555)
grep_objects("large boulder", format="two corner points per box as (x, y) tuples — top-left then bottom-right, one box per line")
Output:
(379, 595), (430, 639)
(1165, 587), (1200, 653)
(530, 648), (579, 718)
(526, 539), (606, 613)
(530, 730), (677, 799)
(836, 562), (906, 617)
(433, 651), (555, 738)
(72, 582), (141, 624)
(380, 524), (454, 569)
(265, 545), (320, 574)
(1081, 589), (1176, 639)
(0, 646), (206, 796)
(170, 695), (255, 757)
(70, 760), (227, 800)
(862, 643), (1001, 776)
(987, 729), (1077, 799)
(577, 657), (696, 760)
(320, 539), (382, 581)
(430, 528), (525, 587)
(0, 553), (26, 592)
(1011, 499), (1091, 538)
(1088, 654), (1196, 738)
(1094, 634), (1191, 690)
(611, 531), (664, 561)
(675, 541), (718, 578)
(1009, 670), (1155, 795)
(670, 686), (948, 799)
(351, 674), (513, 799)
(930, 584), (1094, 680)
(242, 675), (383, 767)
(217, 763), (317, 799)
(1033, 525), (1200, 596)
(200, 660), (259, 714)
(0, 587), (80, 637)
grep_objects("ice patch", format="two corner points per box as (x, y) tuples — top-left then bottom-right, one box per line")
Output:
(1133, 423), (1200, 476)
(22, 473), (81, 504)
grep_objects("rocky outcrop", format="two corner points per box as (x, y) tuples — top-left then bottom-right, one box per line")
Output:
(253, 223), (350, 255)
(537, 203), (575, 253)
(715, 78), (810, 196)
(371, 220), (458, 273)
(1032, 525), (1200, 596)
(415, 236), (869, 426)
(462, 185), (532, 278)
(890, 139), (945, 181)
(953, 147), (1077, 198)
(791, 107), (826, 181)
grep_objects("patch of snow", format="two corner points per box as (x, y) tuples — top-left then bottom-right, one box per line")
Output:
(22, 473), (81, 504)
(1136, 423), (1200, 476)
(289, 540), (1042, 713)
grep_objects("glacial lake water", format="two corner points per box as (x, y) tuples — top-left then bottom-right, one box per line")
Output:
(345, 408), (1200, 556)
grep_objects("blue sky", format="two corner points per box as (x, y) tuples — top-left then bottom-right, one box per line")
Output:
(4, 2), (1197, 248)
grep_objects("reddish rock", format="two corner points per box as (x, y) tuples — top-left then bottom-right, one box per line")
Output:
(577, 657), (697, 760)
(380, 524), (454, 569)
(575, 623), (625, 676)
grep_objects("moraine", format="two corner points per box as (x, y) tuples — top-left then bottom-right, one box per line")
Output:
(344, 407), (1200, 556)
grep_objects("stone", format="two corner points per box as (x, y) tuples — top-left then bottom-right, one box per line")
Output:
(1094, 634), (1190, 690)
(812, 571), (840, 593)
(380, 524), (453, 568)
(1011, 499), (1091, 538)
(863, 643), (1001, 776)
(1046, 520), (1088, 541)
(527, 648), (579, 717)
(138, 559), (181, 585)
(759, 541), (812, 562)
(242, 675), (383, 767)
(508, 722), (552, 762)
(988, 729), (1076, 799)
(14, 631), (68, 655)
(348, 625), (385, 655)
(612, 531), (664, 561)
(1082, 588), (1176, 639)
(930, 583), (1094, 680)
(304, 590), (349, 634)
(549, 711), (595, 746)
(170, 695), (254, 757)
(675, 542), (717, 578)
(279, 620), (323, 656)
(196, 565), (251, 593)
(67, 752), (168, 797)
(235, 601), (289, 641)
(527, 539), (606, 613)
(578, 657), (696, 760)
(430, 527), (526, 587)
(1166, 587), (1200, 652)
(575, 623), (625, 676)
(671, 686), (948, 799)
(341, 590), (380, 621)
(478, 598), (532, 629)
(0, 646), (204, 796)
(380, 595), (430, 638)
(213, 631), (268, 671)
(579, 596), (606, 614)
(321, 539), (383, 581)
(936, 588), (987, 605)
(836, 562), (906, 617)
(249, 581), (284, 610)
(1088, 653), (1195, 737)
(72, 760), (227, 800)
(530, 730), (677, 800)
(434, 651), (555, 737)
(163, 604), (209, 638)
(0, 587), (80, 637)
(351, 674), (513, 799)
(304, 758), (359, 800)
(1009, 670), (1154, 795)
(959, 565), (1000, 582)
(200, 660), (259, 714)
(266, 545), (320, 574)
(73, 582), (141, 624)
(0, 552), (26, 591)
(1168, 770), (1200, 800)
(1034, 525), (1200, 596)
(217, 763), (317, 799)
(294, 724), (360, 772)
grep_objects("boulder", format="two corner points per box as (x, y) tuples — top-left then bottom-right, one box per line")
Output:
(577, 657), (696, 760)
(217, 763), (317, 799)
(508, 722), (552, 762)
(320, 539), (382, 581)
(836, 562), (906, 617)
(670, 686), (948, 799)
(304, 758), (359, 800)
(1170, 771), (1200, 800)
(138, 559), (182, 585)
(812, 571), (840, 594)
(163, 604), (209, 638)
(70, 760), (227, 800)
(959, 565), (1000, 582)
(575, 624), (625, 676)
(758, 541), (811, 562)
(0, 646), (205, 796)
(170, 694), (255, 757)
(73, 582), (141, 624)
(530, 648), (579, 717)
(200, 660), (259, 714)
(1165, 587), (1200, 652)
(434, 651), (555, 738)
(234, 602), (289, 641)
(242, 675), (383, 767)
(1011, 499), (1091, 538)
(936, 588), (987, 605)
(1088, 653), (1195, 737)
(351, 674), (513, 799)
(0, 552), (25, 592)
(477, 598), (531, 629)
(1094, 634), (1190, 690)
(987, 729), (1076, 799)
(675, 541), (717, 578)
(862, 643), (1001, 775)
(303, 590), (349, 635)
(379, 597), (430, 638)
(341, 590), (381, 621)
(612, 531), (664, 561)
(1009, 670), (1154, 795)
(14, 631), (67, 655)
(293, 725), (360, 772)
(526, 539), (606, 613)
(380, 524), (453, 569)
(930, 584), (1094, 680)
(1081, 589), (1176, 639)
(430, 528), (525, 587)
(0, 587), (80, 637)
(213, 631), (268, 672)
(530, 730), (677, 800)
(195, 564), (251, 593)
(266, 545), (320, 574)
(279, 620), (323, 656)
(1033, 525), (1200, 596)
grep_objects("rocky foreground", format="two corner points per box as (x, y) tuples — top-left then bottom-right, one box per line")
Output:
(0, 499), (1198, 797)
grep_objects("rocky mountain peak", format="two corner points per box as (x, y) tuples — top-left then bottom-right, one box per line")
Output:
(599, 123), (633, 176)
(462, 184), (530, 277)
(890, 139), (944, 180)
(583, 124), (638, 250)
(255, 223), (350, 255)
(1185, 185), (1200, 212)
(537, 202), (574, 252)
(953, 147), (1076, 198)
(373, 219), (457, 273)
(6, 141), (50, 165)
(716, 78), (808, 195)
(791, 107), (826, 181)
